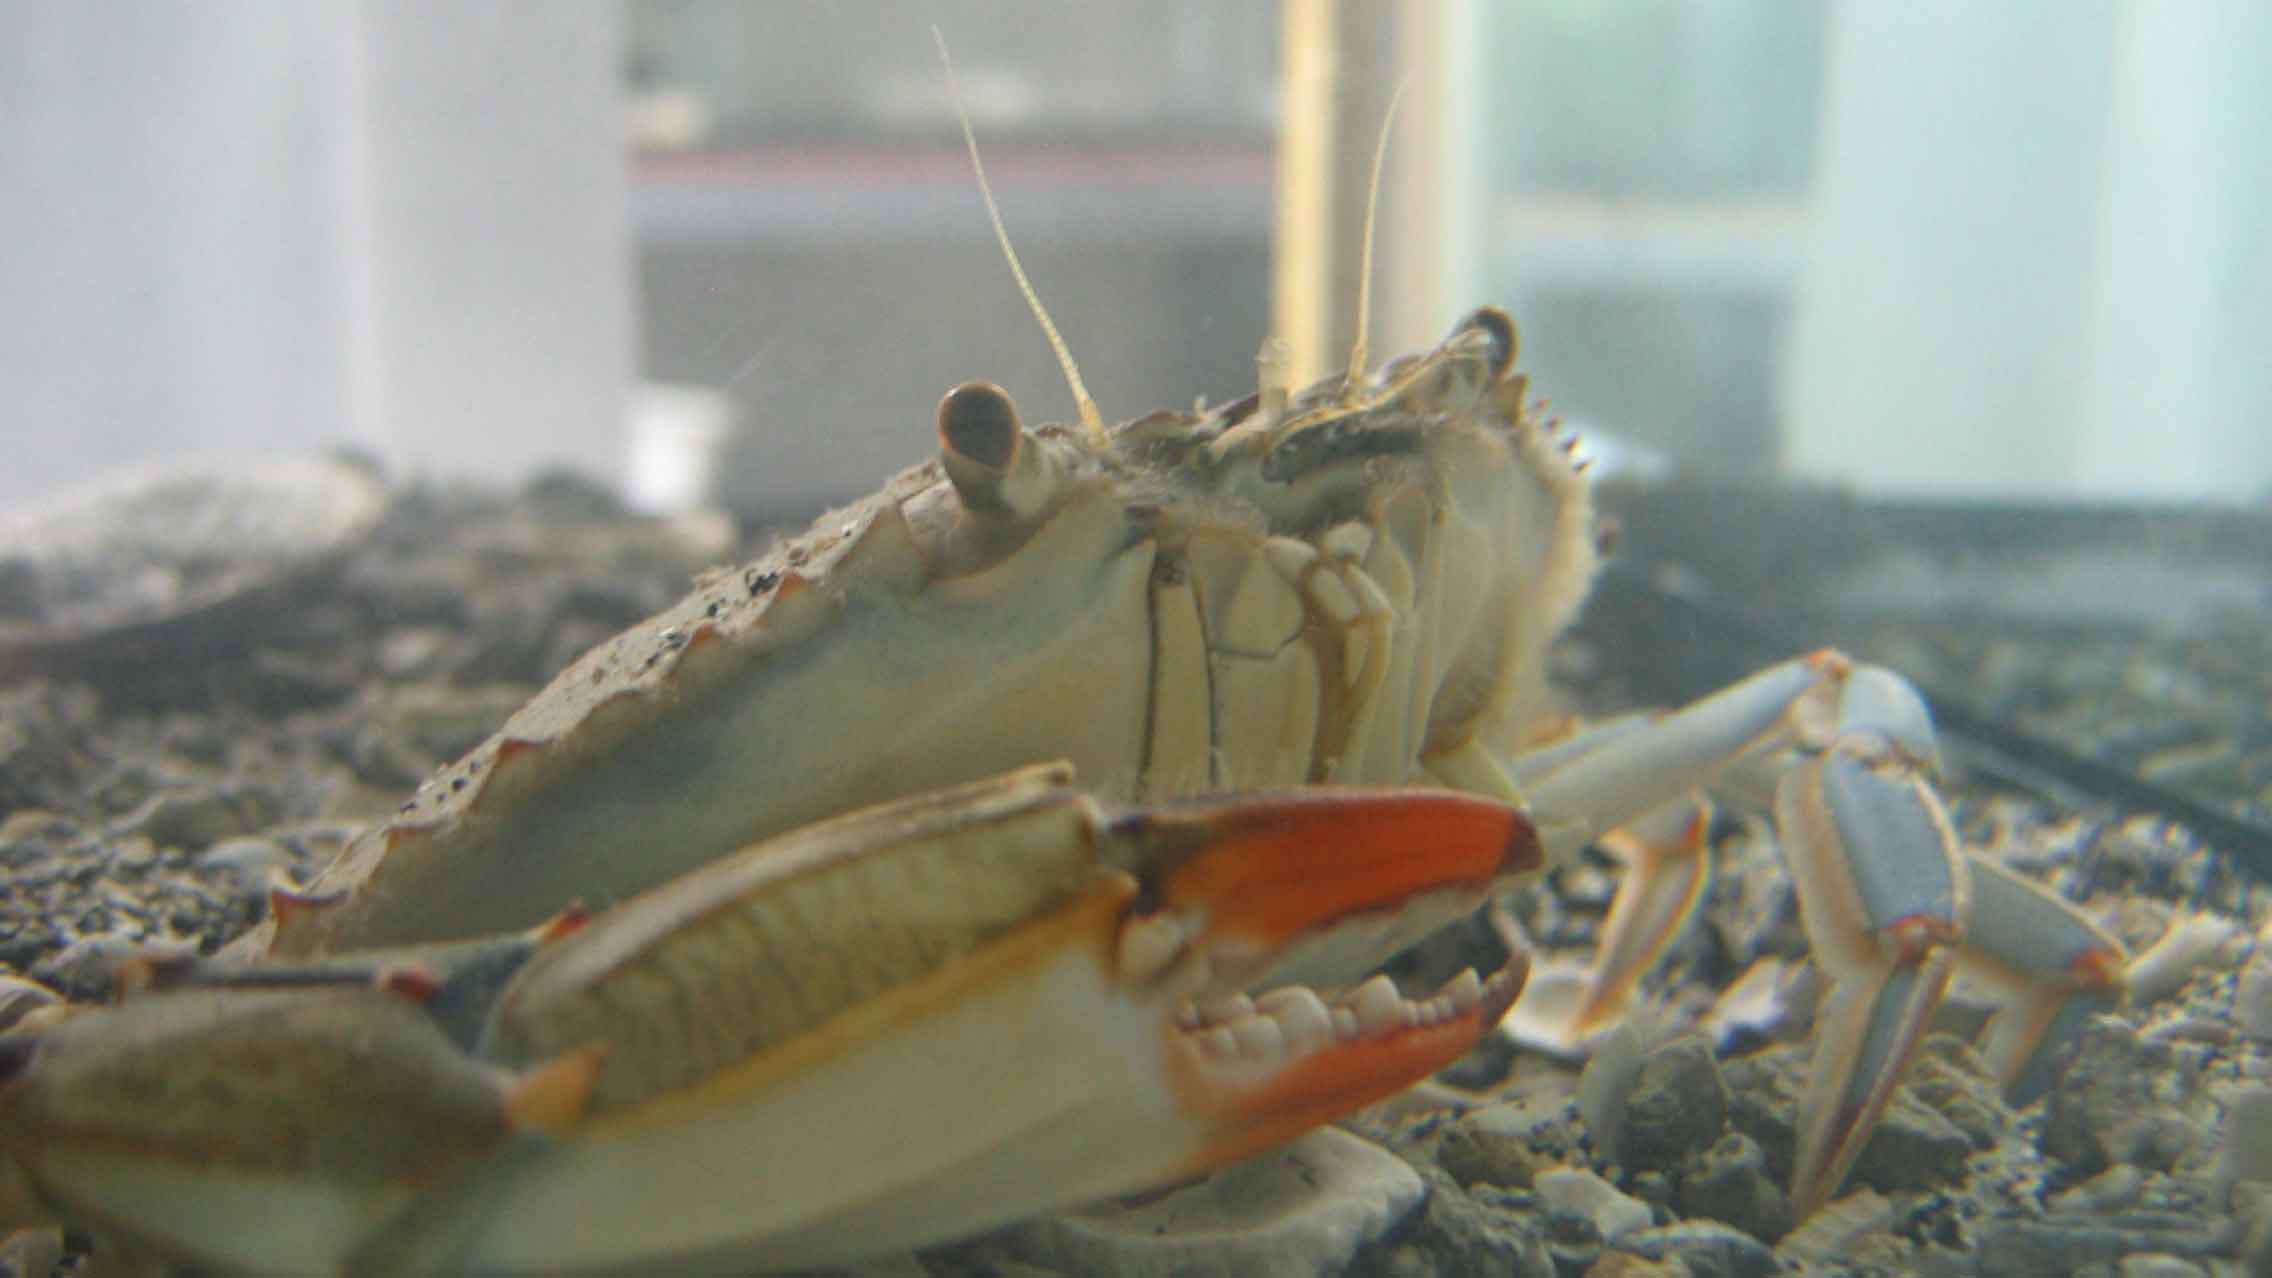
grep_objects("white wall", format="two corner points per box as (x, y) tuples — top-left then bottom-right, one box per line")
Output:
(1784, 0), (2272, 501)
(0, 1), (632, 510)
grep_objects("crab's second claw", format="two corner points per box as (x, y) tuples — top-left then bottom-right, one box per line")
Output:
(1776, 741), (1967, 1219)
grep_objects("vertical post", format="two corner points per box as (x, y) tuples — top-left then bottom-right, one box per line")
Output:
(1273, 0), (1339, 389)
(1383, 0), (1479, 361)
(340, 0), (633, 488)
(1784, 0), (2271, 499)
(2075, 0), (2272, 499)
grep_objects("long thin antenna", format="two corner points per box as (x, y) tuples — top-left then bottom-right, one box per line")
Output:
(931, 27), (1107, 447)
(1344, 76), (1411, 389)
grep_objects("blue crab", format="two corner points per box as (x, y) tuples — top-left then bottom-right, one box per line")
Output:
(0, 82), (2134, 1274)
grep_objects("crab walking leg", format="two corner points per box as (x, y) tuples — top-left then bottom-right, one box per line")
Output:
(1511, 653), (1856, 864)
(1957, 854), (2128, 1103)
(1497, 794), (1713, 1055)
(447, 768), (1537, 1276)
(1482, 652), (1967, 1213)
(1491, 653), (1860, 1054)
(1775, 741), (1967, 1217)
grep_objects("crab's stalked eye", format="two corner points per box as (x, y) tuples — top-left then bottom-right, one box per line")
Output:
(937, 381), (1021, 472)
(1457, 306), (1519, 382)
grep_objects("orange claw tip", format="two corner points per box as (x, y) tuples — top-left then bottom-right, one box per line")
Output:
(1150, 789), (1537, 947)
(504, 1042), (611, 1137)
(1173, 954), (1528, 1172)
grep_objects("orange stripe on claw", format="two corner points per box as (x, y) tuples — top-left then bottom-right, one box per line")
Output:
(1157, 789), (1535, 946)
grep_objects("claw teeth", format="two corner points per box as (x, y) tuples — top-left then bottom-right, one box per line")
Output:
(1197, 993), (1255, 1025)
(1257, 987), (1333, 1056)
(1230, 1013), (1284, 1060)
(1349, 974), (1405, 1037)
(1444, 967), (1483, 1013)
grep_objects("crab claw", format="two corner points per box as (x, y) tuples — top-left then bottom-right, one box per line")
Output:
(1109, 787), (1538, 1166)
(435, 767), (1536, 1275)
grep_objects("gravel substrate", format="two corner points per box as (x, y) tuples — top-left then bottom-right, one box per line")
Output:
(2, 473), (2267, 1278)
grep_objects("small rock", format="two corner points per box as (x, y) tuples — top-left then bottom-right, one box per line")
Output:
(1437, 1111), (1543, 1189)
(1005, 1128), (1423, 1278)
(1974, 1219), (2228, 1278)
(1700, 957), (1812, 1053)
(2215, 1085), (2272, 1200)
(1894, 1033), (2013, 1151)
(1446, 1083), (1588, 1167)
(1585, 1252), (1691, 1278)
(1677, 1132), (1789, 1243)
(27, 931), (148, 1001)
(2049, 1163), (2146, 1215)
(1627, 1170), (1675, 1214)
(2118, 1255), (2206, 1278)
(1723, 1043), (1976, 1196)
(2238, 1183), (2272, 1278)
(1576, 1017), (1647, 1161)
(2044, 1017), (2205, 1174)
(0, 974), (59, 1031)
(196, 836), (298, 888)
(0, 808), (74, 851)
(1774, 1189), (1897, 1269)
(112, 784), (281, 850)
(2236, 951), (2272, 1042)
(2125, 913), (2243, 1005)
(1616, 1221), (1777, 1278)
(1355, 1170), (1555, 1278)
(375, 626), (453, 679)
(1533, 1167), (1653, 1244)
(1621, 1035), (1730, 1168)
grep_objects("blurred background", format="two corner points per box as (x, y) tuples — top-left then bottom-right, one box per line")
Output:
(3, 0), (2268, 515)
